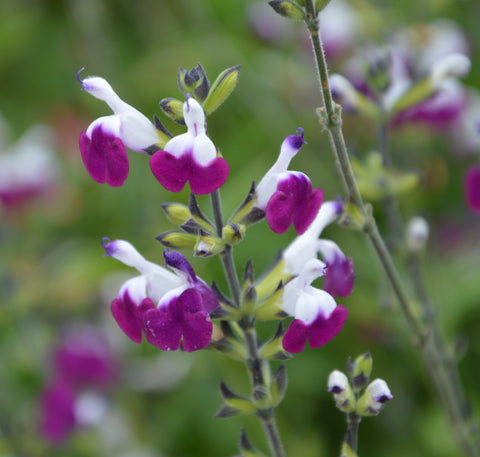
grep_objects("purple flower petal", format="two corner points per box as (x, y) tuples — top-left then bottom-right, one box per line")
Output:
(143, 288), (213, 352)
(282, 305), (348, 353)
(266, 172), (323, 234)
(79, 126), (129, 187)
(282, 319), (310, 353)
(323, 254), (355, 297)
(39, 380), (76, 444)
(466, 166), (480, 213)
(111, 293), (155, 343)
(150, 150), (229, 195)
(164, 249), (196, 282)
(308, 305), (348, 348)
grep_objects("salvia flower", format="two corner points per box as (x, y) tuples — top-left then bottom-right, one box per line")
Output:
(39, 327), (116, 444)
(0, 125), (58, 209)
(78, 73), (161, 187)
(283, 200), (355, 298)
(150, 96), (229, 195)
(281, 259), (348, 353)
(103, 238), (218, 351)
(256, 128), (324, 234)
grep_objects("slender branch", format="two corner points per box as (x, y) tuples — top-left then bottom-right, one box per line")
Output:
(302, 1), (480, 455)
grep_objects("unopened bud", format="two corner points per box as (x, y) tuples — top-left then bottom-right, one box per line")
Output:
(347, 352), (372, 392)
(268, 1), (305, 20)
(203, 66), (240, 115)
(194, 235), (225, 257)
(406, 216), (429, 253)
(356, 378), (393, 416)
(328, 370), (356, 413)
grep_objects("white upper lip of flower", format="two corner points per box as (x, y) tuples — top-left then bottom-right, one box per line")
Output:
(81, 75), (160, 152)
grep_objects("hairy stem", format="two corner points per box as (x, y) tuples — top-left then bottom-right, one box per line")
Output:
(303, 1), (479, 455)
(210, 189), (285, 457)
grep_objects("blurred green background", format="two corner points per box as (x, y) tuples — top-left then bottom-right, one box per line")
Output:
(1, 0), (480, 456)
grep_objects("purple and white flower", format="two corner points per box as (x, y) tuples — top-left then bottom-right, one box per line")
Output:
(357, 378), (393, 416)
(0, 125), (58, 209)
(39, 326), (116, 444)
(103, 238), (218, 351)
(283, 200), (355, 298)
(78, 73), (160, 187)
(150, 96), (229, 195)
(281, 259), (348, 353)
(255, 128), (323, 234)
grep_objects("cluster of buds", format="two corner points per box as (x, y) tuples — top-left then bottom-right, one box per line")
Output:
(327, 352), (393, 417)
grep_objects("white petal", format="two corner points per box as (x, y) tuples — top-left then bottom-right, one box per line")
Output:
(119, 275), (148, 304)
(329, 74), (359, 107)
(164, 132), (194, 158)
(295, 287), (336, 324)
(183, 97), (206, 135)
(192, 134), (217, 166)
(86, 115), (121, 138)
(316, 239), (345, 263)
(430, 53), (471, 89)
(327, 370), (349, 392)
(119, 112), (160, 152)
(367, 378), (393, 402)
(255, 167), (280, 209)
(146, 271), (184, 303)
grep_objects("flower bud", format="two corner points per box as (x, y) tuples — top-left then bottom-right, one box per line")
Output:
(156, 231), (197, 250)
(327, 370), (356, 413)
(356, 378), (393, 416)
(268, 1), (305, 20)
(194, 234), (225, 257)
(159, 98), (185, 124)
(406, 216), (429, 253)
(346, 352), (372, 392)
(222, 223), (246, 245)
(160, 203), (192, 226)
(203, 66), (241, 115)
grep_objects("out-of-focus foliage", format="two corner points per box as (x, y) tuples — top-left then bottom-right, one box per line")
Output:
(1, 0), (480, 456)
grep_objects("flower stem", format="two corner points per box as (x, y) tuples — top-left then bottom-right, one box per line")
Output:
(345, 412), (362, 454)
(210, 189), (285, 457)
(303, 1), (480, 455)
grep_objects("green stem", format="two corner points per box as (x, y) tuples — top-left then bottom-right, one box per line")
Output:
(210, 190), (285, 457)
(344, 412), (362, 454)
(303, 2), (480, 455)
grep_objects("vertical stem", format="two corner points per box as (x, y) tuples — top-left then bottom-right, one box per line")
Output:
(302, 1), (480, 455)
(344, 412), (362, 454)
(211, 190), (242, 305)
(210, 189), (285, 457)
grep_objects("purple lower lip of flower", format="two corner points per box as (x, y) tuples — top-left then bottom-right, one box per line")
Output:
(111, 294), (155, 343)
(143, 288), (213, 352)
(323, 254), (355, 298)
(282, 305), (348, 353)
(79, 126), (129, 187)
(466, 166), (480, 213)
(149, 149), (229, 195)
(265, 172), (324, 234)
